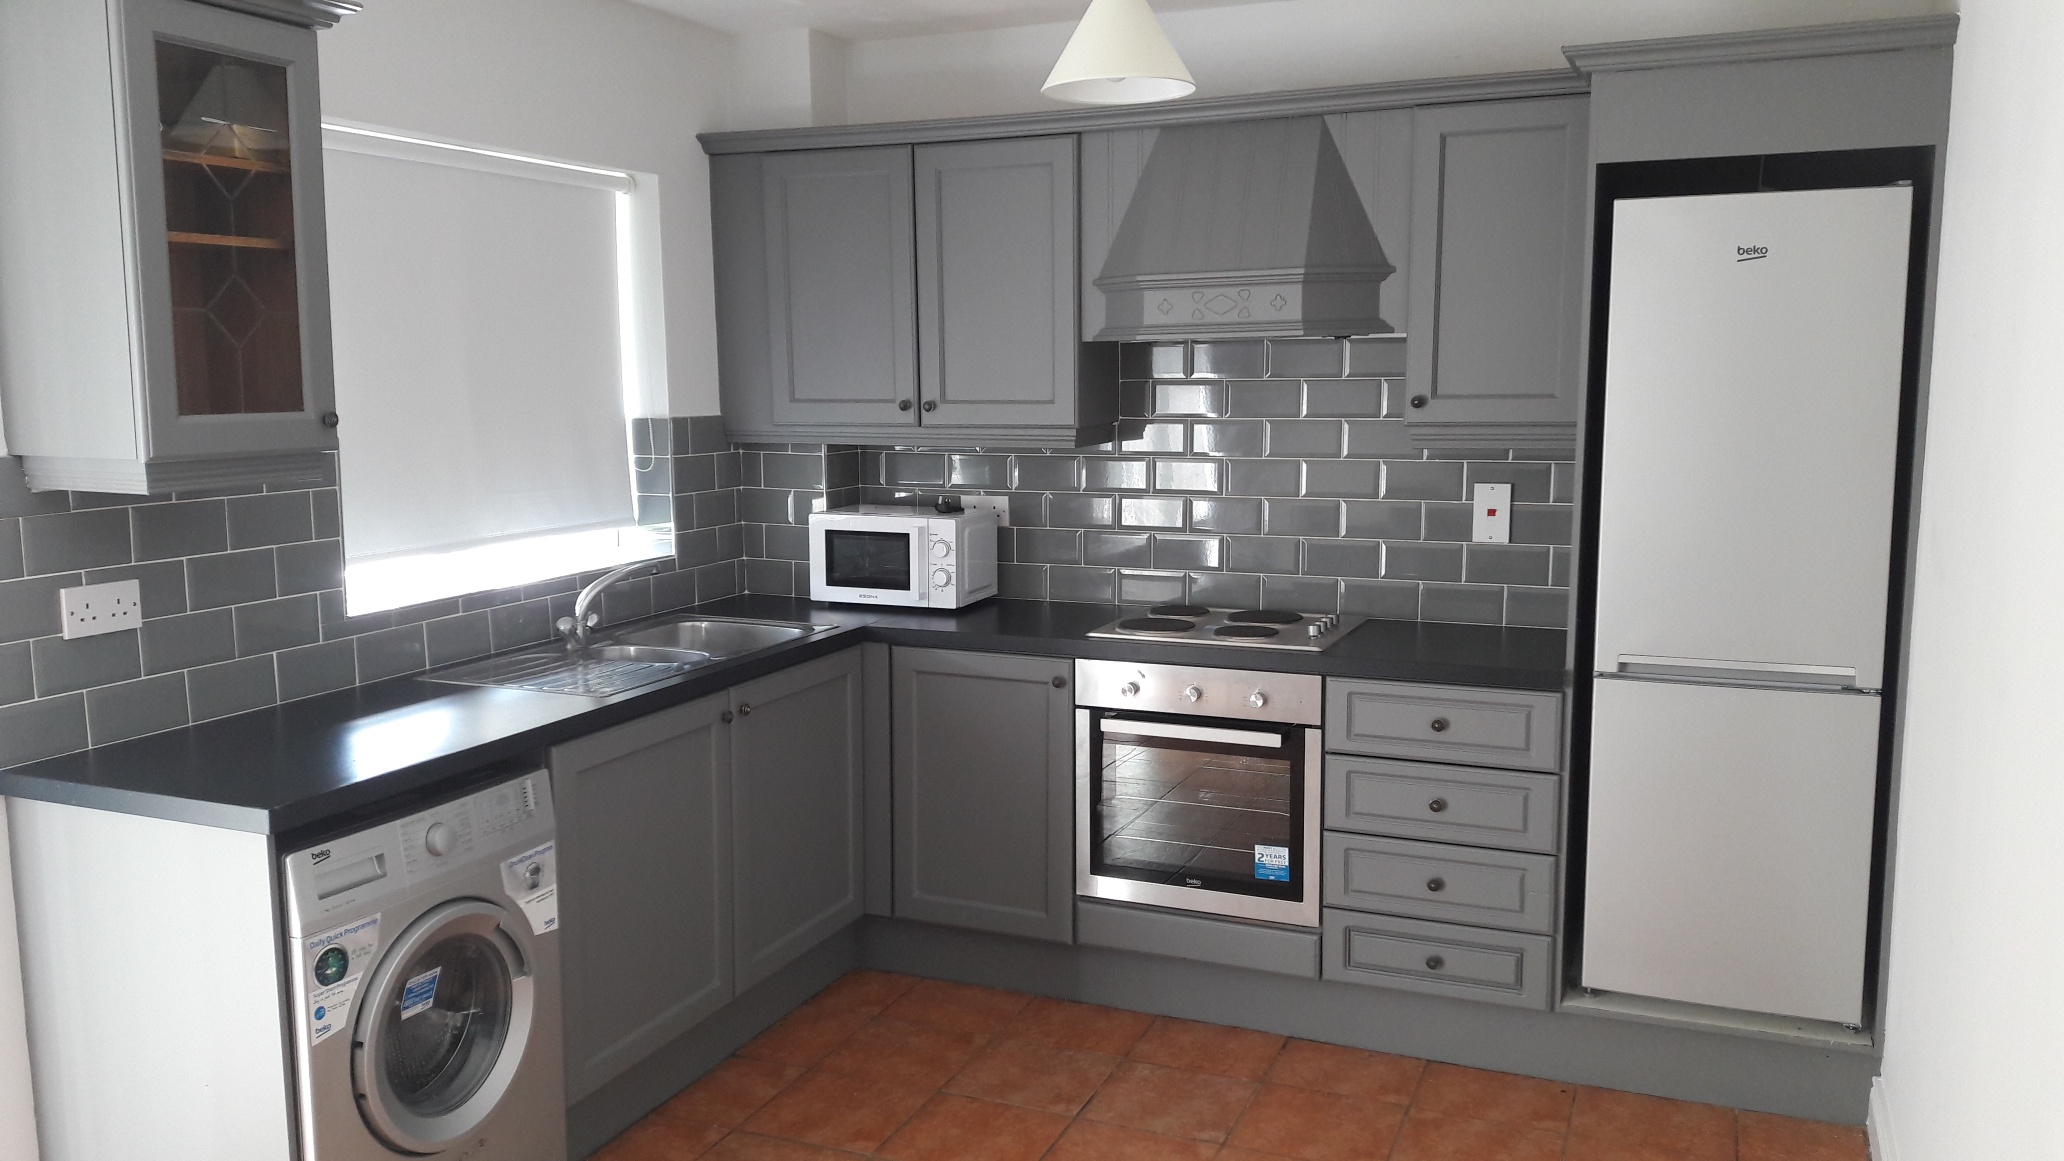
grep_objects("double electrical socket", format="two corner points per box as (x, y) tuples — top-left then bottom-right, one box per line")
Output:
(60, 579), (142, 639)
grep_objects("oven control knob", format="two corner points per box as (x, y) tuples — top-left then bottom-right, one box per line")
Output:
(1248, 691), (1267, 708)
(932, 540), (952, 559)
(1119, 682), (1140, 698)
(1181, 685), (1204, 703)
(932, 568), (952, 588)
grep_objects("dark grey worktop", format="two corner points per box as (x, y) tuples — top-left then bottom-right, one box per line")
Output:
(0, 597), (1565, 840)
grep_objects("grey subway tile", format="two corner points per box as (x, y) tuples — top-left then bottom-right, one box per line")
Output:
(693, 561), (741, 602)
(948, 454), (1010, 489)
(1380, 381), (1411, 419)
(1013, 456), (1083, 491)
(85, 673), (188, 746)
(1424, 502), (1474, 542)
(1118, 382), (1151, 419)
(695, 490), (740, 529)
(1421, 583), (1506, 626)
(0, 693), (88, 767)
(1512, 505), (1574, 546)
(688, 415), (730, 454)
(1081, 532), (1149, 567)
(1466, 462), (1555, 504)
(425, 611), (495, 666)
(1303, 460), (1382, 498)
(1551, 462), (1579, 505)
(1017, 528), (1085, 565)
(187, 549), (277, 610)
(276, 640), (358, 702)
(1506, 587), (1571, 629)
(1261, 575), (1340, 614)
(1303, 539), (1385, 579)
(1551, 546), (1573, 588)
(1466, 543), (1553, 586)
(1191, 341), (1266, 379)
(1121, 342), (1188, 380)
(388, 597), (466, 626)
(1189, 421), (1267, 458)
(673, 453), (717, 496)
(1084, 458), (1150, 492)
(1342, 579), (1421, 619)
(1153, 460), (1222, 494)
(1343, 419), (1417, 458)
(635, 455), (674, 496)
(187, 656), (278, 722)
(1046, 565), (1116, 603)
(1304, 380), (1384, 418)
(312, 490), (342, 540)
(83, 560), (188, 619)
(1346, 336), (1407, 377)
(1343, 500), (1422, 540)
(1117, 421), (1186, 454)
(744, 558), (792, 595)
(1226, 381), (1304, 419)
(1383, 541), (1466, 582)
(356, 624), (428, 682)
(0, 641), (31, 706)
(235, 595), (321, 656)
(32, 631), (141, 697)
(630, 416), (665, 456)
(825, 449), (861, 490)
(762, 452), (824, 490)
(882, 452), (947, 487)
(1268, 338), (1344, 379)
(1263, 499), (1342, 538)
(0, 574), (76, 644)
(276, 539), (345, 597)
(21, 508), (131, 575)
(738, 488), (792, 525)
(0, 462), (71, 518)
(1425, 446), (1512, 461)
(1152, 535), (1223, 571)
(651, 568), (697, 613)
(1118, 497), (1185, 529)
(0, 519), (20, 581)
(1189, 497), (1264, 534)
(227, 492), (313, 549)
(1007, 493), (1047, 528)
(1267, 420), (1344, 459)
(1118, 570), (1186, 604)
(1381, 460), (1467, 501)
(712, 451), (744, 491)
(764, 523), (809, 561)
(1049, 494), (1117, 528)
(488, 601), (553, 651)
(1227, 536), (1302, 575)
(1152, 382), (1228, 417)
(1227, 459), (1303, 497)
(141, 608), (236, 675)
(997, 563), (1048, 600)
(675, 527), (724, 570)
(1187, 572), (1261, 609)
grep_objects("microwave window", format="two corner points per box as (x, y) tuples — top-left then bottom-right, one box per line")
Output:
(825, 530), (912, 591)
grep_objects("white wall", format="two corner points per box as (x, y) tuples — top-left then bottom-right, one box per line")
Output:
(318, 0), (734, 417)
(840, 0), (1954, 123)
(1873, 1), (2064, 1158)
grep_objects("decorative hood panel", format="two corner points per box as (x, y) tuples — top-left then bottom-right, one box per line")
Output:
(1094, 117), (1393, 341)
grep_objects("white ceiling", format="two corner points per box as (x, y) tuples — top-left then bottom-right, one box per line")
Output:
(627, 0), (1284, 40)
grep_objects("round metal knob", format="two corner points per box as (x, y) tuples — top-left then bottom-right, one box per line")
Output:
(319, 411), (340, 428)
(1425, 955), (1445, 971)
(1181, 685), (1204, 703)
(424, 822), (455, 857)
(1409, 395), (1428, 409)
(922, 400), (938, 412)
(1248, 691), (1267, 708)
(737, 704), (752, 716)
(1119, 682), (1140, 697)
(1051, 676), (1068, 689)
(898, 399), (914, 411)
(1426, 877), (1446, 893)
(933, 541), (952, 559)
(1429, 717), (1450, 733)
(721, 710), (734, 723)
(933, 567), (952, 587)
(1428, 798), (1448, 814)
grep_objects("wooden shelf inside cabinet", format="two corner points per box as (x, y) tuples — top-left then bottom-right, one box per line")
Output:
(166, 231), (292, 250)
(161, 149), (288, 174)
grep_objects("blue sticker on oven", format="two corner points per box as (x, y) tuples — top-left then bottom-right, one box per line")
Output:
(1254, 845), (1290, 882)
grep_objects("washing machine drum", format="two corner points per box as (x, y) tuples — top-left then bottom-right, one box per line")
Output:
(353, 899), (536, 1154)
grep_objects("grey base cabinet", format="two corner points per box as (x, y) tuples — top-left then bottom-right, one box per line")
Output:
(891, 647), (1076, 942)
(552, 692), (734, 1102)
(731, 649), (866, 990)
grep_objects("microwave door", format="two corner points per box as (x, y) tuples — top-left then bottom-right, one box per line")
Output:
(821, 527), (916, 597)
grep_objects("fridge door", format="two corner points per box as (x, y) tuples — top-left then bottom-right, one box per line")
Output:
(1593, 187), (1913, 690)
(1581, 677), (1880, 1024)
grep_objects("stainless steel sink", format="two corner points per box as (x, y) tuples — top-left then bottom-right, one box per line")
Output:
(605, 618), (824, 659)
(589, 644), (713, 666)
(423, 616), (832, 696)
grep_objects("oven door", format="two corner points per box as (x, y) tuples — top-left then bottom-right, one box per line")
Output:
(811, 519), (926, 606)
(1076, 708), (1321, 927)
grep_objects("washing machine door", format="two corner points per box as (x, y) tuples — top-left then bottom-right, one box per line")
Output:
(353, 899), (535, 1154)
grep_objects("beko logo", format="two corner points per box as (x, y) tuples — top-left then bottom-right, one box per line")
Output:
(310, 848), (333, 865)
(1736, 245), (1769, 262)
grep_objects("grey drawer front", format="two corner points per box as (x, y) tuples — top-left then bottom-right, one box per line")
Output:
(1325, 756), (1560, 853)
(1077, 900), (1320, 978)
(1326, 679), (1563, 772)
(1322, 908), (1554, 1009)
(1324, 833), (1556, 934)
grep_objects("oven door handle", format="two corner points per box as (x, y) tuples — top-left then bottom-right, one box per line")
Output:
(1100, 718), (1285, 749)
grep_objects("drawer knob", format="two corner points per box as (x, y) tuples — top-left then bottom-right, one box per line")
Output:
(1425, 955), (1445, 971)
(720, 710), (734, 724)
(923, 400), (938, 413)
(1429, 717), (1450, 733)
(1051, 675), (1068, 689)
(899, 399), (914, 411)
(1409, 395), (1428, 410)
(1426, 877), (1446, 893)
(319, 411), (340, 428)
(1428, 797), (1448, 813)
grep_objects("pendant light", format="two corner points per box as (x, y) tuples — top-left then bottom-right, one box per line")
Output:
(1043, 0), (1196, 105)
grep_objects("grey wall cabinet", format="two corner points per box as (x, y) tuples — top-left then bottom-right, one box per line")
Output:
(551, 691), (735, 1102)
(730, 649), (867, 990)
(0, 0), (341, 493)
(891, 647), (1076, 943)
(1403, 97), (1589, 449)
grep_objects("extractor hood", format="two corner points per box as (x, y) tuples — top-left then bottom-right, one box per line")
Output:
(1094, 117), (1393, 341)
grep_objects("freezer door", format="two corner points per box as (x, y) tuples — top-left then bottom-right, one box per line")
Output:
(1581, 677), (1879, 1025)
(1594, 187), (1912, 690)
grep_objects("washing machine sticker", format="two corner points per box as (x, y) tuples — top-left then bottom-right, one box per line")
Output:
(400, 967), (442, 1019)
(303, 914), (380, 1046)
(500, 841), (559, 934)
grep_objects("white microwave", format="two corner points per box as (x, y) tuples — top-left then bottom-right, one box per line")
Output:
(808, 505), (999, 609)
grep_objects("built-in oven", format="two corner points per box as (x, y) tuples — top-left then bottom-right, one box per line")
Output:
(1075, 659), (1322, 928)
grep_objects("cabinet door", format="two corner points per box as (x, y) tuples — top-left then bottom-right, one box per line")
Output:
(915, 137), (1079, 428)
(1405, 98), (1588, 447)
(892, 647), (1075, 942)
(762, 147), (918, 427)
(550, 692), (733, 1101)
(121, 0), (337, 459)
(731, 649), (866, 990)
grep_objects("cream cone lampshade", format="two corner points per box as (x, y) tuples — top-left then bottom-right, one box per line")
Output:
(1042, 0), (1197, 105)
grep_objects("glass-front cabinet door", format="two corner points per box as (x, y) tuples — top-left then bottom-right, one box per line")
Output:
(122, 0), (335, 460)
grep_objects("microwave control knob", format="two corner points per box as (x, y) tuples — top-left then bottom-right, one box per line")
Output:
(1248, 691), (1267, 709)
(932, 540), (952, 559)
(1119, 682), (1140, 698)
(1181, 685), (1204, 703)
(932, 568), (952, 588)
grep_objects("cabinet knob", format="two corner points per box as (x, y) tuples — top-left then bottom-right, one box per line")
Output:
(737, 704), (752, 716)
(720, 710), (734, 724)
(319, 411), (340, 428)
(1119, 682), (1140, 697)
(922, 400), (938, 413)
(899, 399), (913, 411)
(1425, 955), (1445, 971)
(1248, 691), (1267, 709)
(1409, 395), (1427, 410)
(1426, 877), (1446, 893)
(1428, 797), (1448, 813)
(1051, 675), (1068, 689)
(1429, 717), (1449, 733)
(1181, 685), (1204, 703)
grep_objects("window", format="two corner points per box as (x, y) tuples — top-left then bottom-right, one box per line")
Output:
(320, 124), (667, 615)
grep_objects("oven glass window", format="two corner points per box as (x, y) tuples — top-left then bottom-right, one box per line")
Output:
(824, 530), (912, 590)
(1091, 715), (1302, 900)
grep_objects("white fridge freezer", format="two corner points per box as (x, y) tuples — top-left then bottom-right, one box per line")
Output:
(1580, 186), (1914, 1026)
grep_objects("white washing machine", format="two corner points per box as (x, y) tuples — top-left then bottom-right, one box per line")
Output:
(281, 770), (567, 1161)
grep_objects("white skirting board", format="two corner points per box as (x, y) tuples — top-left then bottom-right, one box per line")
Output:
(0, 801), (44, 1160)
(1868, 1076), (1899, 1161)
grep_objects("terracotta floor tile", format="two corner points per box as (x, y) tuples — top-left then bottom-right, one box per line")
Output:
(880, 978), (1034, 1036)
(1128, 1015), (1287, 1080)
(1218, 1150), (1306, 1161)
(702, 1133), (864, 1160)
(815, 1015), (989, 1091)
(737, 1067), (932, 1153)
(1045, 1120), (1223, 1161)
(943, 1036), (1121, 1115)
(1225, 1082), (1406, 1160)
(1001, 995), (1155, 1055)
(1410, 1063), (1576, 1133)
(1737, 1110), (1870, 1161)
(805, 969), (922, 1017)
(1389, 1109), (1566, 1161)
(736, 1004), (873, 1069)
(1563, 1138), (1715, 1161)
(874, 1093), (1071, 1161)
(1080, 1060), (1259, 1143)
(592, 1117), (727, 1160)
(655, 1057), (806, 1132)
(1572, 1087), (1738, 1160)
(1265, 1039), (1424, 1105)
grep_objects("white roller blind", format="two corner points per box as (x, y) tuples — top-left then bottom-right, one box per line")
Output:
(322, 128), (636, 563)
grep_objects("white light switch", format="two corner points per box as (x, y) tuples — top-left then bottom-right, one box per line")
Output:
(60, 579), (142, 639)
(1472, 483), (1512, 544)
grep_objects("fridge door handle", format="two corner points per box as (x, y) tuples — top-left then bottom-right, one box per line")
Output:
(1601, 655), (1876, 694)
